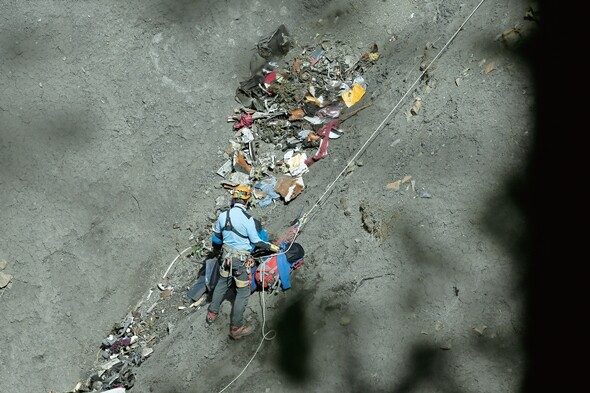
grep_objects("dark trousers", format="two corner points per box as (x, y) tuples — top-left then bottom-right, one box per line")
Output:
(208, 264), (250, 327)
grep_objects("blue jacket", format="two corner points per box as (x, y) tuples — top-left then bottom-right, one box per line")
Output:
(211, 203), (271, 253)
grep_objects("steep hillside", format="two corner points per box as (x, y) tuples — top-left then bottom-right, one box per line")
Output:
(1, 1), (557, 392)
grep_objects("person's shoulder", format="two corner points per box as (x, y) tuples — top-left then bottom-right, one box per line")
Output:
(241, 208), (252, 220)
(254, 218), (265, 232)
(233, 204), (252, 219)
(215, 207), (230, 222)
(217, 207), (229, 217)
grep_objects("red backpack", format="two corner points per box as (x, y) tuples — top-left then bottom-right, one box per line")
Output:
(254, 254), (304, 291)
(252, 226), (304, 292)
(255, 255), (281, 290)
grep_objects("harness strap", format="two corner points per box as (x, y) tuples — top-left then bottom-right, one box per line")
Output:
(221, 208), (249, 239)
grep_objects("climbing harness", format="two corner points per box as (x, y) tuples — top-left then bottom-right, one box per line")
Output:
(221, 206), (251, 239)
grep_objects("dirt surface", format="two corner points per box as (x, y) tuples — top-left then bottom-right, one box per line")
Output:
(1, 0), (579, 392)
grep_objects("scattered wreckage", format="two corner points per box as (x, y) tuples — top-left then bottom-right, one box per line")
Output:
(219, 24), (377, 208)
(57, 25), (379, 393)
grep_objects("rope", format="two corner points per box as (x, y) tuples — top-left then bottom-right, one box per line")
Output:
(216, 225), (299, 393)
(216, 1), (488, 390)
(161, 246), (193, 279)
(299, 0), (487, 229)
(216, 268), (276, 393)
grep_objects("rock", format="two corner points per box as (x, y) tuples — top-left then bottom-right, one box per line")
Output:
(473, 325), (487, 336)
(0, 272), (13, 288)
(215, 196), (226, 206)
(410, 97), (422, 115)
(0, 259), (7, 270)
(440, 342), (452, 350)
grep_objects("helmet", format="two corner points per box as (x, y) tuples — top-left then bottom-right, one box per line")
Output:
(232, 185), (252, 201)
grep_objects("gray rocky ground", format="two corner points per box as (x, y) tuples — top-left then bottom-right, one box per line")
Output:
(1, 1), (582, 392)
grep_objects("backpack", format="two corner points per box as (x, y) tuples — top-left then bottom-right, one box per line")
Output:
(255, 255), (280, 290)
(252, 242), (304, 292)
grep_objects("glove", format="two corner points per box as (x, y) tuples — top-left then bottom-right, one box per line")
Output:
(269, 244), (280, 253)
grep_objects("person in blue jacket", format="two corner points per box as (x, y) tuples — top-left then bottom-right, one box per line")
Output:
(205, 184), (280, 340)
(186, 216), (269, 304)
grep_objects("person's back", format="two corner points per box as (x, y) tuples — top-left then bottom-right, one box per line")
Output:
(216, 204), (264, 254)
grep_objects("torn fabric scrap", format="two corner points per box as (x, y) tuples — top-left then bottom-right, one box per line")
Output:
(254, 177), (281, 207)
(233, 113), (254, 129)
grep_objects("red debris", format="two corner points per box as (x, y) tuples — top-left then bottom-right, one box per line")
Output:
(233, 113), (254, 129)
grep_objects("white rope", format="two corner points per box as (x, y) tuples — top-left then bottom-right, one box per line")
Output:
(216, 225), (300, 392)
(216, 272), (276, 393)
(162, 246), (193, 279)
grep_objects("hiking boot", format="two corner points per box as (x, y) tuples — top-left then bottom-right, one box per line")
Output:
(206, 310), (218, 324)
(230, 324), (255, 340)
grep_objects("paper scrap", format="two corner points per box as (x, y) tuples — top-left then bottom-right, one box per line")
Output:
(386, 180), (401, 190)
(341, 83), (366, 107)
